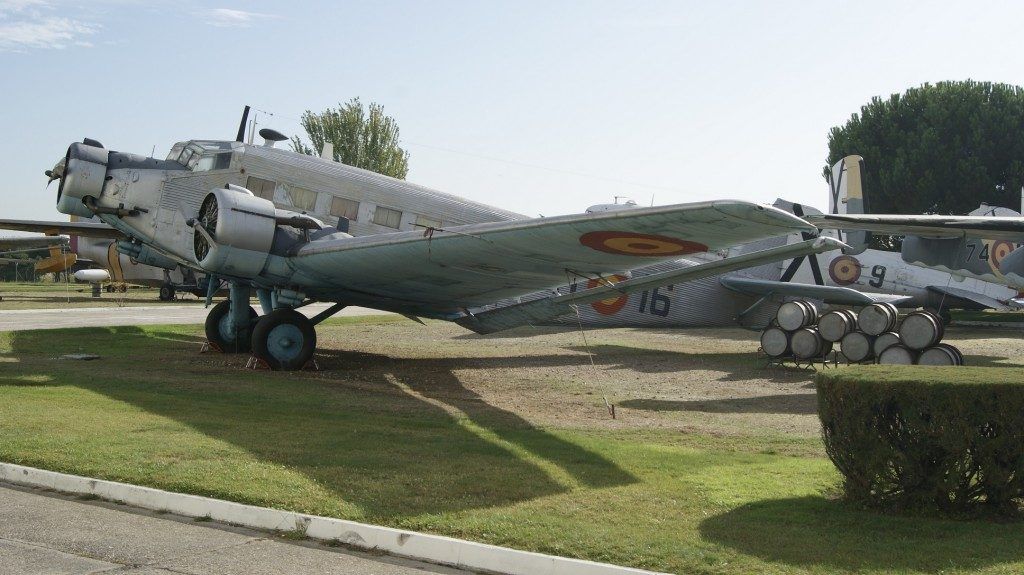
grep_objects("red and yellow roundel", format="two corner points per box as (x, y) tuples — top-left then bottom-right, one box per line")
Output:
(989, 240), (1015, 273)
(829, 255), (861, 286)
(579, 231), (708, 256)
(587, 274), (628, 315)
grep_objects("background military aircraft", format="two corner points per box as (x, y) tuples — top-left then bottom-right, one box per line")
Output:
(0, 216), (201, 298)
(808, 155), (1024, 296)
(0, 235), (73, 276)
(781, 157), (1020, 312)
(0, 109), (843, 369)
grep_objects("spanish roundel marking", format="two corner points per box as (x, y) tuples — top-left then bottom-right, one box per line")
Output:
(829, 255), (861, 286)
(989, 240), (1015, 273)
(579, 231), (708, 256)
(587, 274), (629, 315)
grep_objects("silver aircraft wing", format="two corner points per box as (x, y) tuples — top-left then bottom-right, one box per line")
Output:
(719, 276), (913, 306)
(0, 219), (124, 240)
(454, 237), (848, 333)
(806, 213), (1024, 242)
(293, 200), (818, 312)
(926, 285), (1014, 311)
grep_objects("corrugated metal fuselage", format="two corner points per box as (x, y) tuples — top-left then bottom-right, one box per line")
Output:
(92, 140), (774, 327)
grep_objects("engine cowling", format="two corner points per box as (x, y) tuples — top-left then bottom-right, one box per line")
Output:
(193, 186), (276, 278)
(57, 142), (109, 218)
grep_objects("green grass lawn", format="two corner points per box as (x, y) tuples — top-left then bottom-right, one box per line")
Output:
(1, 321), (1023, 574)
(953, 309), (1024, 323)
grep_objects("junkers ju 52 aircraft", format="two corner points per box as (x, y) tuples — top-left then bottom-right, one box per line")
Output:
(0, 108), (844, 369)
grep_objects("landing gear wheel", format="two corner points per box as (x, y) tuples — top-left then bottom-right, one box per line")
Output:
(159, 284), (176, 301)
(251, 309), (316, 371)
(204, 299), (258, 353)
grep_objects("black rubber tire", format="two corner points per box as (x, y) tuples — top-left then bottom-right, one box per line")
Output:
(251, 308), (317, 371)
(204, 299), (258, 353)
(158, 284), (176, 301)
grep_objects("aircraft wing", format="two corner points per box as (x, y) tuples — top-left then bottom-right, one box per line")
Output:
(0, 219), (124, 240)
(806, 213), (1024, 242)
(293, 200), (817, 312)
(926, 285), (1015, 311)
(720, 276), (913, 306)
(0, 236), (68, 249)
(453, 237), (848, 333)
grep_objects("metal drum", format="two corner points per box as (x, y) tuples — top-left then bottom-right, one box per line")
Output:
(872, 331), (901, 357)
(878, 344), (917, 365)
(791, 327), (833, 360)
(777, 300), (818, 331)
(899, 311), (945, 350)
(840, 331), (875, 362)
(918, 343), (964, 366)
(818, 310), (857, 342)
(857, 303), (898, 336)
(760, 327), (791, 358)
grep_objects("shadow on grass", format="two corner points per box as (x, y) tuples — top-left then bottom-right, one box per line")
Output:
(561, 344), (814, 384)
(3, 326), (636, 520)
(454, 325), (763, 343)
(700, 495), (1024, 572)
(620, 393), (817, 415)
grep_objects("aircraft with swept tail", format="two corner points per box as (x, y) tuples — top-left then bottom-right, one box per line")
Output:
(807, 155), (1024, 299)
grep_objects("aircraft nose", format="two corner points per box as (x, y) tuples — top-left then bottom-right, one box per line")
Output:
(55, 140), (110, 218)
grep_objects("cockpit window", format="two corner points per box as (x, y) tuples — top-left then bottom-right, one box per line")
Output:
(166, 143), (185, 162)
(194, 152), (232, 172)
(167, 141), (239, 167)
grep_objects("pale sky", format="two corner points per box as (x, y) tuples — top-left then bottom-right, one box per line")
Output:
(2, 0), (1024, 221)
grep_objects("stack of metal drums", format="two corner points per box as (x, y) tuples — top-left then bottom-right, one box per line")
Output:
(760, 301), (832, 362)
(760, 301), (964, 366)
(829, 303), (900, 363)
(893, 310), (964, 366)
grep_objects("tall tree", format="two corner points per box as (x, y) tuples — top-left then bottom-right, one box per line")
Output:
(825, 81), (1024, 217)
(291, 98), (410, 179)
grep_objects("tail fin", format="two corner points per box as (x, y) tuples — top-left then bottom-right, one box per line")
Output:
(827, 155), (870, 254)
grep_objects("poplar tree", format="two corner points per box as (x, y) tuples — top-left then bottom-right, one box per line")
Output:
(291, 98), (410, 179)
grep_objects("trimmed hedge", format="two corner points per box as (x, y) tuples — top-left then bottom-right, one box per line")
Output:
(816, 366), (1024, 516)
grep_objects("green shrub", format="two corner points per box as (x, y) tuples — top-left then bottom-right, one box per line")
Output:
(816, 366), (1024, 516)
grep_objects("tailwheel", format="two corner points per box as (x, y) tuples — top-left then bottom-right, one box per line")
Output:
(204, 299), (258, 353)
(251, 308), (316, 371)
(158, 283), (176, 301)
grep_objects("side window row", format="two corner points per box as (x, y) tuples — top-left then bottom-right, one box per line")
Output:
(244, 176), (440, 230)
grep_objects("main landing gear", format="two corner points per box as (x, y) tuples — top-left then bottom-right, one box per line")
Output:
(251, 308), (317, 370)
(203, 282), (341, 370)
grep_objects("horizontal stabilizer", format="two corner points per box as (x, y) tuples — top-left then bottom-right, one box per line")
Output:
(927, 284), (1013, 311)
(0, 219), (123, 240)
(455, 237), (848, 334)
(807, 213), (1024, 242)
(720, 276), (912, 306)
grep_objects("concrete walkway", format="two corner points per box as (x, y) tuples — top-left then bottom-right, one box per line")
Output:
(0, 303), (392, 331)
(0, 483), (465, 575)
